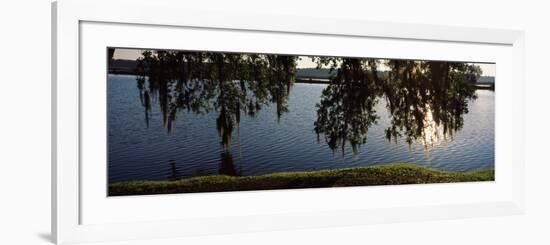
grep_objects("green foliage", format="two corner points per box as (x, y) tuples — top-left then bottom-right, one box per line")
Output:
(313, 58), (382, 155)
(131, 50), (482, 157)
(109, 163), (494, 196)
(311, 57), (481, 153)
(135, 51), (298, 145)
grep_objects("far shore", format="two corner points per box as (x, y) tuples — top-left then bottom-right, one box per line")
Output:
(107, 69), (495, 90)
(109, 163), (494, 196)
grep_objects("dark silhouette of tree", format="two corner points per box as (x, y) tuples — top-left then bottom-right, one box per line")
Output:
(108, 48), (115, 66)
(313, 57), (382, 156)
(168, 160), (181, 180)
(115, 48), (481, 172)
(383, 60), (478, 148)
(134, 50), (297, 149)
(311, 57), (480, 154)
(219, 152), (239, 176)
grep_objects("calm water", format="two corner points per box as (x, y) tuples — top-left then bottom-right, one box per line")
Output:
(108, 74), (494, 183)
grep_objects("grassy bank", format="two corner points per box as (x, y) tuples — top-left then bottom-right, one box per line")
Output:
(109, 163), (494, 196)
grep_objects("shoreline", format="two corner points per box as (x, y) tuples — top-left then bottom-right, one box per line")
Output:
(109, 163), (494, 196)
(107, 72), (495, 90)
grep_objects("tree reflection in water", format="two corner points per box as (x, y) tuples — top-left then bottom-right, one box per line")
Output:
(382, 60), (478, 148)
(127, 49), (480, 174)
(312, 57), (383, 156)
(136, 51), (297, 144)
(134, 50), (297, 175)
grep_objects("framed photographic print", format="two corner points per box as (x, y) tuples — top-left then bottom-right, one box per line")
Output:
(52, 0), (525, 244)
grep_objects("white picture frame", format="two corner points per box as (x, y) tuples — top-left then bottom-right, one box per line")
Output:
(52, 0), (525, 244)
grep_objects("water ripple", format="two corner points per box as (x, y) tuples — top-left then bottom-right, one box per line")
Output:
(108, 75), (494, 182)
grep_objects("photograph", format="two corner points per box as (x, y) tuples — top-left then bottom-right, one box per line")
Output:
(6, 0), (549, 244)
(107, 47), (495, 196)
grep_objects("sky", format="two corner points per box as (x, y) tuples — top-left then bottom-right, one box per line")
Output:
(113, 48), (496, 76)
